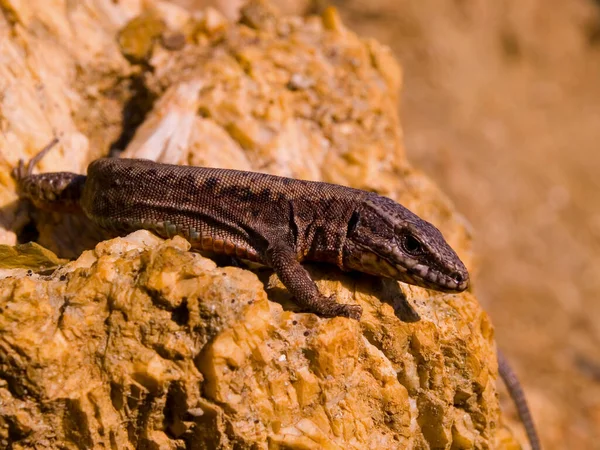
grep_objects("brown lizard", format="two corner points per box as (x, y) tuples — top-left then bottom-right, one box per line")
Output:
(12, 139), (540, 449)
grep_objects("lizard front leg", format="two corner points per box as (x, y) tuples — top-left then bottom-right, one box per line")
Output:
(265, 243), (363, 320)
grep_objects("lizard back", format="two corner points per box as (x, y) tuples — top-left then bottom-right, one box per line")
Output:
(81, 158), (367, 262)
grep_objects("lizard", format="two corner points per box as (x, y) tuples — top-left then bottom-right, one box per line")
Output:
(11, 139), (540, 449)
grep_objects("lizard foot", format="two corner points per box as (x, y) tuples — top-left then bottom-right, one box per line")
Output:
(11, 137), (60, 182)
(312, 294), (363, 320)
(335, 303), (363, 320)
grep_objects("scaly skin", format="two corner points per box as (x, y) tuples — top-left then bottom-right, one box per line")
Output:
(12, 142), (539, 449)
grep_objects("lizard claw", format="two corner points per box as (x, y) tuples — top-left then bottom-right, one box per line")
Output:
(337, 303), (363, 321)
(11, 160), (26, 182)
(318, 294), (363, 320)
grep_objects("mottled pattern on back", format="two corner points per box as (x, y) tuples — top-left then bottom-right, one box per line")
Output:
(82, 158), (367, 263)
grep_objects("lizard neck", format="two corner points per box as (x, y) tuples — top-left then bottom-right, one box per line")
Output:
(299, 194), (366, 267)
(303, 222), (345, 266)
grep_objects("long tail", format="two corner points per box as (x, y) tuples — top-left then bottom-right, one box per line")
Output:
(497, 349), (542, 450)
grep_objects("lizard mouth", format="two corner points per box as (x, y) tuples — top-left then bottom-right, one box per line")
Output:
(394, 264), (468, 292)
(345, 250), (468, 292)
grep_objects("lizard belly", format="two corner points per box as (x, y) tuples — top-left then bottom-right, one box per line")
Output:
(92, 215), (261, 263)
(190, 235), (260, 262)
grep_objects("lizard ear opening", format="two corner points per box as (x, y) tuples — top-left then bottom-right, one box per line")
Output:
(347, 211), (360, 236)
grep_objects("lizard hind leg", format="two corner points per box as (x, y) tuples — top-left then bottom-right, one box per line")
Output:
(12, 138), (86, 212)
(12, 137), (60, 181)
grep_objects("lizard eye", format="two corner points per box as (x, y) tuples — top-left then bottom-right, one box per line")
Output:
(401, 234), (424, 256)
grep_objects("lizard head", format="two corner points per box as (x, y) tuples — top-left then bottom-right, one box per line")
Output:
(342, 195), (469, 292)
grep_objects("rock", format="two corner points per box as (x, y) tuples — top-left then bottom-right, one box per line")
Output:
(0, 232), (498, 449)
(0, 1), (519, 448)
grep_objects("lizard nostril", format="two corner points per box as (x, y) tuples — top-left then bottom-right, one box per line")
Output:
(453, 272), (464, 283)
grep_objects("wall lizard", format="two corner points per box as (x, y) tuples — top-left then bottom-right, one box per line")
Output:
(11, 139), (540, 449)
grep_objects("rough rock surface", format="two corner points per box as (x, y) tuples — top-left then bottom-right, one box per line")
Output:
(0, 1), (518, 448)
(0, 232), (496, 449)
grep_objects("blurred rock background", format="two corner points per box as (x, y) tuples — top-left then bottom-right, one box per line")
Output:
(177, 0), (600, 448)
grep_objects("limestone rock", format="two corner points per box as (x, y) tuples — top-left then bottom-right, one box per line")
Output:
(0, 232), (498, 449)
(0, 1), (519, 448)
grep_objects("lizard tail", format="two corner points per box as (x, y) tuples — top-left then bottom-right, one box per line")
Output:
(498, 349), (542, 450)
